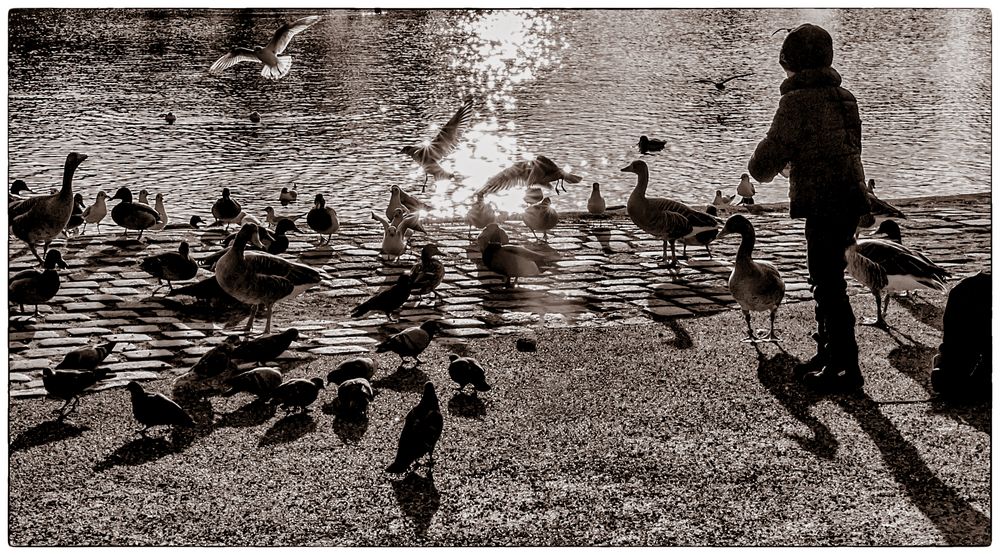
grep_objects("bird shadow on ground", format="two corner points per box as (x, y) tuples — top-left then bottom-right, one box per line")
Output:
(658, 319), (694, 350)
(9, 418), (89, 454)
(447, 392), (487, 419)
(321, 401), (370, 444)
(298, 244), (334, 266)
(258, 412), (316, 447)
(584, 224), (615, 254)
(894, 294), (946, 332)
(390, 470), (441, 538)
(171, 396), (217, 450)
(755, 351), (839, 460)
(106, 238), (152, 251)
(835, 394), (992, 546)
(372, 365), (430, 393)
(93, 434), (181, 471)
(214, 398), (277, 429)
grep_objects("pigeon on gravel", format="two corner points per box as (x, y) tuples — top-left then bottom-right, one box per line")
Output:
(268, 377), (325, 413)
(447, 354), (491, 393)
(337, 378), (374, 417)
(126, 381), (195, 435)
(352, 273), (413, 320)
(326, 357), (377, 386)
(231, 328), (299, 365)
(222, 368), (284, 399)
(375, 320), (443, 366)
(191, 335), (242, 378)
(42, 368), (108, 418)
(386, 382), (444, 474)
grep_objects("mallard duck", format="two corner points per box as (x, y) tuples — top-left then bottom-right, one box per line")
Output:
(268, 377), (325, 413)
(326, 357), (377, 386)
(9, 179), (32, 203)
(110, 187), (161, 240)
(352, 273), (413, 320)
(447, 354), (491, 393)
(214, 223), (324, 336)
(522, 196), (559, 241)
(249, 111), (262, 123)
(222, 368), (284, 399)
(209, 15), (323, 80)
(279, 184), (297, 206)
(464, 194), (496, 234)
(870, 219), (902, 243)
(638, 135), (666, 154)
(62, 193), (86, 237)
(10, 152), (87, 263)
(482, 239), (559, 288)
(163, 215), (205, 230)
(476, 155), (582, 197)
(160, 112), (176, 124)
(401, 96), (474, 192)
(736, 173), (756, 205)
(587, 183), (606, 215)
(846, 237), (950, 329)
(81, 191), (108, 234)
(337, 377), (374, 418)
(43, 368), (108, 419)
(717, 214), (785, 342)
(140, 241), (198, 292)
(150, 193), (168, 230)
(476, 222), (509, 253)
(212, 187), (243, 228)
(127, 381), (195, 435)
(620, 160), (721, 267)
(224, 218), (300, 256)
(231, 328), (299, 365)
(56, 341), (117, 371)
(386, 382), (443, 473)
(9, 249), (66, 315)
(375, 320), (443, 366)
(410, 244), (445, 302)
(306, 194), (339, 245)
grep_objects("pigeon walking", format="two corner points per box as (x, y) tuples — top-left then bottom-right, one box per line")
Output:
(386, 382), (443, 474)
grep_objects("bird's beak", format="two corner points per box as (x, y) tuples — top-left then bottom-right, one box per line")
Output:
(620, 166), (631, 173)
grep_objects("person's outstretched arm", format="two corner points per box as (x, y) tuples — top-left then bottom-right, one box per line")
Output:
(749, 95), (799, 183)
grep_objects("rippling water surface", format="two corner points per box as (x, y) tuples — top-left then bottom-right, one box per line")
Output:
(7, 8), (991, 221)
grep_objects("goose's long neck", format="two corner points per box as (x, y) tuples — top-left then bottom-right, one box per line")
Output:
(631, 167), (649, 200)
(735, 230), (756, 264)
(60, 160), (79, 200)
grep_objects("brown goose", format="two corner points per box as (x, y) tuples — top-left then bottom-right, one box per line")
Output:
(620, 160), (720, 267)
(10, 152), (88, 263)
(716, 215), (785, 342)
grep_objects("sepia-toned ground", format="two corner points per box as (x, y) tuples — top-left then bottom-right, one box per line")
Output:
(6, 193), (991, 545)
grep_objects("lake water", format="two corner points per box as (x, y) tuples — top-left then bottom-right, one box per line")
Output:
(7, 8), (992, 222)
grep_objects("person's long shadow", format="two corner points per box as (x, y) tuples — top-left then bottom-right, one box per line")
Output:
(836, 394), (991, 546)
(755, 351), (838, 459)
(258, 412), (316, 447)
(9, 419), (89, 454)
(390, 470), (441, 537)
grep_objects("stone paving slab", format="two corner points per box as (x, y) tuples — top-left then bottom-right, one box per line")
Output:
(7, 193), (991, 397)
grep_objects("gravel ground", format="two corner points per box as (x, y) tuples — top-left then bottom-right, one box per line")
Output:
(6, 294), (991, 546)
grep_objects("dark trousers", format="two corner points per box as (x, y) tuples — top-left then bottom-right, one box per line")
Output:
(932, 271), (991, 397)
(804, 215), (860, 368)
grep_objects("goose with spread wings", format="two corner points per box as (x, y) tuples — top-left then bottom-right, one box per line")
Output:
(209, 15), (322, 80)
(401, 96), (474, 192)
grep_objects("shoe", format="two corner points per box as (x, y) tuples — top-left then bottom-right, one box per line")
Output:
(793, 333), (827, 379)
(803, 365), (864, 394)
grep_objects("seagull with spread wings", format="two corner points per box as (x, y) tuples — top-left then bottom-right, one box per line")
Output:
(401, 96), (474, 192)
(475, 155), (582, 198)
(209, 15), (322, 80)
(694, 72), (754, 91)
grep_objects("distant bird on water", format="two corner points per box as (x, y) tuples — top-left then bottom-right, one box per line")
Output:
(638, 135), (666, 154)
(386, 382), (444, 474)
(160, 112), (176, 124)
(694, 72), (754, 90)
(279, 184), (297, 206)
(401, 96), (475, 192)
(249, 111), (262, 123)
(209, 15), (323, 80)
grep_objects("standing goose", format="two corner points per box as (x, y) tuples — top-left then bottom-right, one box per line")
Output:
(215, 223), (324, 335)
(401, 96), (474, 192)
(151, 193), (169, 230)
(386, 382), (444, 474)
(870, 219), (902, 243)
(620, 160), (721, 267)
(208, 15), (323, 80)
(409, 244), (446, 303)
(110, 187), (161, 240)
(476, 155), (582, 197)
(9, 249), (67, 315)
(587, 183), (607, 215)
(140, 241), (199, 292)
(10, 152), (88, 263)
(716, 215), (785, 342)
(81, 191), (108, 234)
(212, 187), (243, 229)
(225, 218), (301, 256)
(522, 196), (559, 241)
(306, 194), (340, 245)
(846, 237), (949, 329)
(279, 184), (297, 206)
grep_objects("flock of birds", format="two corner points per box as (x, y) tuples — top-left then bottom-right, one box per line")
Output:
(8, 14), (954, 477)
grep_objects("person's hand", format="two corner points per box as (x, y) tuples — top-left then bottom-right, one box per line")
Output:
(779, 162), (791, 178)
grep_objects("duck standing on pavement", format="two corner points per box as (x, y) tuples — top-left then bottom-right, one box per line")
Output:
(110, 187), (161, 240)
(9, 249), (67, 315)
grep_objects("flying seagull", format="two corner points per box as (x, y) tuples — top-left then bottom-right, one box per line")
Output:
(694, 72), (754, 91)
(209, 15), (322, 80)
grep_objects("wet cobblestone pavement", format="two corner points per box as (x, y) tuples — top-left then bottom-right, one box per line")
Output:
(8, 193), (990, 399)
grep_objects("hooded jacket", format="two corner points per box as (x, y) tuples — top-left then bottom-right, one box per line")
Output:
(748, 67), (870, 219)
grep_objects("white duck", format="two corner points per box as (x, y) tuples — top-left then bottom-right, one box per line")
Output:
(717, 214), (785, 342)
(81, 191), (108, 234)
(209, 15), (322, 80)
